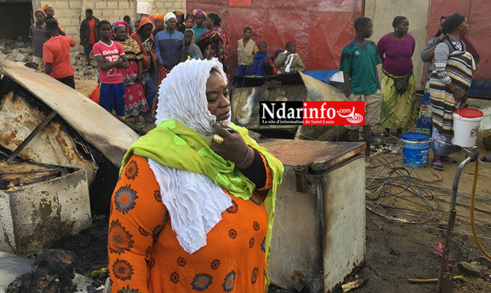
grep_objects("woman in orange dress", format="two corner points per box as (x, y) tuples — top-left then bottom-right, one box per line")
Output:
(107, 58), (283, 292)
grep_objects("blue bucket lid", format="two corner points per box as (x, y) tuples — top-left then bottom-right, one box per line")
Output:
(401, 132), (430, 141)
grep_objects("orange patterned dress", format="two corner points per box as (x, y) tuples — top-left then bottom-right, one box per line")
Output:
(108, 154), (273, 292)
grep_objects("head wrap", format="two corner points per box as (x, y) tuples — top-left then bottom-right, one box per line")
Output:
(441, 13), (465, 34)
(164, 12), (176, 24)
(156, 58), (228, 137)
(174, 11), (184, 17)
(112, 21), (128, 40)
(154, 13), (164, 21)
(191, 9), (206, 19)
(43, 4), (53, 12)
(34, 9), (45, 16)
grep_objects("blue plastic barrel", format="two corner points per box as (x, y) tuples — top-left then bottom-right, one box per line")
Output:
(401, 132), (431, 168)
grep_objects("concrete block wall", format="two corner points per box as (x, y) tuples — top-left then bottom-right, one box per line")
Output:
(35, 0), (186, 57)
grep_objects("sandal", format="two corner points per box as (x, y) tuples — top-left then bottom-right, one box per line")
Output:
(432, 157), (444, 170)
(136, 122), (146, 128)
(441, 156), (458, 164)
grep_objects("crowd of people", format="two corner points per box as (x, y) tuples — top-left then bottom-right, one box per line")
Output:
(28, 6), (479, 169)
(25, 4), (480, 292)
(28, 6), (304, 127)
(340, 14), (478, 170)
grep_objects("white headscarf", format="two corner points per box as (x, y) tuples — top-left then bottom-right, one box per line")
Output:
(155, 58), (229, 137)
(164, 12), (176, 24)
(151, 59), (232, 254)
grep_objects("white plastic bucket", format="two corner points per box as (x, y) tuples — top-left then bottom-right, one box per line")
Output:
(451, 108), (484, 147)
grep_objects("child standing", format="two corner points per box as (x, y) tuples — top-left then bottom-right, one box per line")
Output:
(181, 29), (203, 62)
(92, 20), (129, 118)
(236, 27), (258, 76)
(339, 17), (382, 157)
(29, 9), (49, 69)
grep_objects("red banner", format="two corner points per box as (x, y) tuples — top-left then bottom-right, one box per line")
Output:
(229, 0), (251, 7)
(302, 101), (365, 125)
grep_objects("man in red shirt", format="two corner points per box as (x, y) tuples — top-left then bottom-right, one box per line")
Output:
(43, 19), (76, 88)
(80, 9), (100, 67)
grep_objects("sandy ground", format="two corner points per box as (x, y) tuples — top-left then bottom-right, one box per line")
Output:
(354, 110), (491, 293)
(75, 79), (98, 98)
(58, 85), (491, 292)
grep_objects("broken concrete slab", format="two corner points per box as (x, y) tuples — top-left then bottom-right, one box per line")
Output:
(14, 53), (27, 63)
(456, 261), (488, 278)
(476, 256), (491, 269)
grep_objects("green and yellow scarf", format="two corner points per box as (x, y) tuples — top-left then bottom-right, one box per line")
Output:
(121, 118), (283, 291)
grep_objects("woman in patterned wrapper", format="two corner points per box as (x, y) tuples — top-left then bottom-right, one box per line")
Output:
(107, 58), (284, 292)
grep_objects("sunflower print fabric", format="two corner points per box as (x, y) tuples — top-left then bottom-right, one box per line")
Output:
(108, 154), (273, 292)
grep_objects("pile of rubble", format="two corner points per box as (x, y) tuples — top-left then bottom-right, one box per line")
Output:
(73, 53), (99, 81)
(0, 38), (98, 80)
(0, 39), (34, 64)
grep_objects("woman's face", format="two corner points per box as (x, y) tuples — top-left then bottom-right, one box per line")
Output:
(186, 18), (194, 28)
(396, 19), (409, 35)
(459, 18), (470, 35)
(176, 14), (183, 23)
(166, 18), (177, 30)
(154, 19), (164, 30)
(115, 27), (127, 41)
(194, 14), (204, 27)
(204, 16), (214, 29)
(206, 72), (230, 122)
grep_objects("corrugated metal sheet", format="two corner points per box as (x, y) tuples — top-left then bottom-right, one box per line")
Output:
(186, 0), (363, 76)
(427, 0), (490, 80)
(0, 60), (140, 167)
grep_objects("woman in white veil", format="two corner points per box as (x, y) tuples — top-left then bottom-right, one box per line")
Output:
(107, 58), (283, 292)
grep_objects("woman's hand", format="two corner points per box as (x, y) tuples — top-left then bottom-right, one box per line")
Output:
(452, 88), (464, 102)
(210, 122), (254, 168)
(137, 73), (143, 82)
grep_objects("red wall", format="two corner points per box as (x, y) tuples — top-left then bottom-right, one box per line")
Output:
(186, 0), (364, 76)
(427, 0), (491, 80)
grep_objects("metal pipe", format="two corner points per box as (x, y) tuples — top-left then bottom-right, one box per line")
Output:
(450, 156), (472, 210)
(436, 209), (456, 292)
(437, 150), (479, 292)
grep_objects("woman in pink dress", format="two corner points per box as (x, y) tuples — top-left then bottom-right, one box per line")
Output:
(113, 21), (148, 125)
